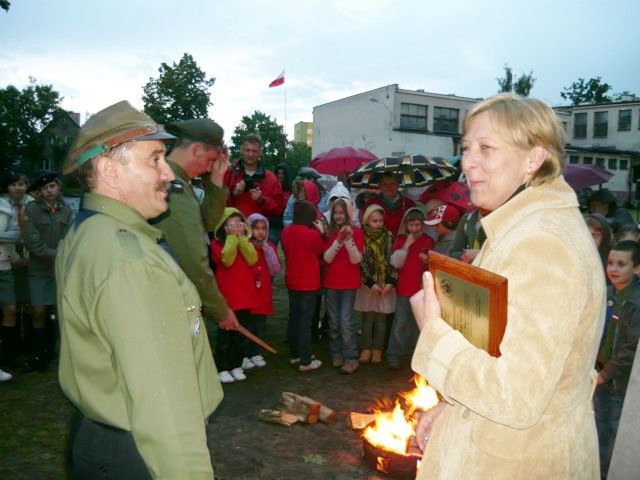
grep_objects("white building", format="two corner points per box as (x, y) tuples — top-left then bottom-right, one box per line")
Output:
(554, 96), (640, 202)
(312, 84), (481, 159)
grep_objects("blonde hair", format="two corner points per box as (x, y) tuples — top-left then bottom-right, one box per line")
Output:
(464, 93), (566, 186)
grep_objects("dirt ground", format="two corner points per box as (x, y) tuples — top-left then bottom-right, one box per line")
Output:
(0, 276), (419, 480)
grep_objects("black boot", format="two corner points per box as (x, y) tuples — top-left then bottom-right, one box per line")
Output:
(26, 327), (48, 371)
(0, 325), (20, 369)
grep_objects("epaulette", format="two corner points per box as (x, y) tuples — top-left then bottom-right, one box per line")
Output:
(115, 228), (143, 259)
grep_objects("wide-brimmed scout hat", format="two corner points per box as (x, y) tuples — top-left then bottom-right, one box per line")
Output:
(63, 101), (175, 174)
(165, 119), (224, 147)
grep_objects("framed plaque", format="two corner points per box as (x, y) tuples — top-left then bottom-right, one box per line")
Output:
(428, 251), (508, 357)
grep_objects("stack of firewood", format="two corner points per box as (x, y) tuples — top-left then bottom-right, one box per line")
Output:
(259, 392), (337, 427)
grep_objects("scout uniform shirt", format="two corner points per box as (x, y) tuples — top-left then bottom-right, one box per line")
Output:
(56, 192), (223, 479)
(151, 160), (229, 322)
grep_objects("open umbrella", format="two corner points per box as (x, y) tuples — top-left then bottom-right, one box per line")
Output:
(348, 155), (457, 188)
(563, 164), (613, 191)
(310, 146), (377, 176)
(419, 179), (472, 212)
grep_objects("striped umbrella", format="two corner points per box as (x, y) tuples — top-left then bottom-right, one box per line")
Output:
(348, 155), (458, 188)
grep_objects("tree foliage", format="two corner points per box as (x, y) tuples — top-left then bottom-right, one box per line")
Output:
(0, 1), (10, 12)
(230, 111), (288, 171)
(0, 78), (63, 174)
(285, 141), (312, 178)
(560, 77), (612, 105)
(142, 53), (215, 124)
(496, 64), (536, 96)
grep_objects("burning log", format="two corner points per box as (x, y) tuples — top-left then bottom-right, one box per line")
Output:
(348, 412), (377, 430)
(258, 409), (299, 427)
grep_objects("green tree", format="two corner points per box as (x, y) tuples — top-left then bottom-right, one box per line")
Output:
(0, 1), (10, 12)
(230, 111), (288, 171)
(613, 90), (638, 101)
(560, 77), (612, 105)
(0, 78), (63, 173)
(142, 53), (215, 124)
(496, 64), (536, 96)
(285, 141), (312, 178)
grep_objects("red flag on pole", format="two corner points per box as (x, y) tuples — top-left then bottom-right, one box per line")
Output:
(269, 69), (285, 88)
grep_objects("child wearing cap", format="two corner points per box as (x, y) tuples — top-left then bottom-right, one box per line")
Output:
(424, 203), (461, 257)
(387, 207), (434, 369)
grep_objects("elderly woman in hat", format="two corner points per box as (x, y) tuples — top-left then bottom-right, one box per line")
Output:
(410, 94), (605, 479)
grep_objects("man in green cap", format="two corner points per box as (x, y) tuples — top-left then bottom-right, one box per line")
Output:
(152, 118), (239, 331)
(56, 101), (222, 479)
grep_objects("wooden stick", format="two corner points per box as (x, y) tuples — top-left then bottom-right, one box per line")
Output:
(299, 394), (338, 423)
(235, 323), (277, 354)
(281, 392), (321, 424)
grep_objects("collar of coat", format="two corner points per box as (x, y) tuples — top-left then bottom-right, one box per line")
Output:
(82, 192), (163, 242)
(233, 159), (266, 180)
(480, 176), (578, 244)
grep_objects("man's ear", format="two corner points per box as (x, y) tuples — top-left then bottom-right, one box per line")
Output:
(94, 156), (120, 189)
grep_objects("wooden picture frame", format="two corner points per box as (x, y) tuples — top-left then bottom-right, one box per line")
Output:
(428, 251), (508, 357)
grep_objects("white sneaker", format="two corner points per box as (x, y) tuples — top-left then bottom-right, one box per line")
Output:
(218, 371), (235, 384)
(250, 355), (266, 368)
(242, 357), (256, 370)
(298, 359), (322, 372)
(0, 368), (12, 382)
(230, 367), (247, 381)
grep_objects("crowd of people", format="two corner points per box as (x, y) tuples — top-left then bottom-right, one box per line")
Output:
(0, 93), (638, 478)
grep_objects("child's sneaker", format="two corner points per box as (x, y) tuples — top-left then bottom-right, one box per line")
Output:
(242, 357), (256, 370)
(250, 355), (266, 368)
(230, 367), (247, 381)
(359, 349), (371, 363)
(341, 359), (359, 375)
(298, 359), (322, 372)
(290, 354), (315, 366)
(218, 371), (235, 384)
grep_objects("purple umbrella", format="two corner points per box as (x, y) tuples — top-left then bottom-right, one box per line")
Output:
(563, 164), (613, 191)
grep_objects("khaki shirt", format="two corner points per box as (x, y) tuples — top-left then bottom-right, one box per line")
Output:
(151, 161), (229, 322)
(57, 192), (222, 479)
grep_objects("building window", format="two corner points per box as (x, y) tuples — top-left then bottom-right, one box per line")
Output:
(400, 103), (428, 131)
(569, 155), (579, 164)
(574, 113), (587, 138)
(593, 111), (608, 137)
(618, 109), (631, 131)
(433, 107), (459, 133)
(596, 157), (605, 168)
(583, 156), (593, 164)
(608, 158), (618, 170)
(620, 159), (629, 170)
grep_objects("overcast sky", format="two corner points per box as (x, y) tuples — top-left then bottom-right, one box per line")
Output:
(1, 0), (638, 139)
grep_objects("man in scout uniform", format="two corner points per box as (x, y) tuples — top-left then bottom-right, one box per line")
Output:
(152, 119), (239, 331)
(23, 171), (72, 370)
(56, 101), (222, 479)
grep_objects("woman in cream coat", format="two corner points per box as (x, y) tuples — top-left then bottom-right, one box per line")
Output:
(411, 94), (605, 479)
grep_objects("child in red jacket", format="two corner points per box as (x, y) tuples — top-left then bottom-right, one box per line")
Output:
(244, 213), (282, 370)
(281, 200), (325, 372)
(323, 199), (364, 374)
(387, 207), (434, 369)
(211, 208), (259, 384)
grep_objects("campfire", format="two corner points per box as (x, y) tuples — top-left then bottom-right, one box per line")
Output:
(360, 376), (439, 478)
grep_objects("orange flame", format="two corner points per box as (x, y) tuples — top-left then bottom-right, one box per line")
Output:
(362, 375), (439, 455)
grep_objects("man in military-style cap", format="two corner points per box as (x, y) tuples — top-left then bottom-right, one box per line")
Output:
(152, 118), (239, 332)
(56, 101), (222, 479)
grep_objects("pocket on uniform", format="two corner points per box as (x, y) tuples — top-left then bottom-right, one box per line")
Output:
(470, 414), (524, 460)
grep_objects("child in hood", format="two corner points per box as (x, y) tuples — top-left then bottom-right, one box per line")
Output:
(211, 208), (259, 383)
(243, 213), (282, 370)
